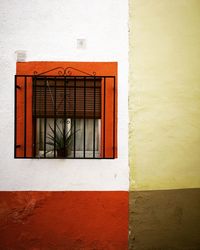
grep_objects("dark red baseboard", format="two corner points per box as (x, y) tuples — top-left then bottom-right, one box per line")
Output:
(0, 191), (128, 250)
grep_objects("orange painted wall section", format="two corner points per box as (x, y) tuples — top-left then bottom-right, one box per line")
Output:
(0, 191), (128, 249)
(16, 62), (118, 158)
(16, 76), (33, 157)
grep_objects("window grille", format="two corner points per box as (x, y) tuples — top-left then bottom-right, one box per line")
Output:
(15, 71), (117, 159)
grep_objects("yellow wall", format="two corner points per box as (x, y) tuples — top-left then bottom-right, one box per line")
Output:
(129, 0), (200, 190)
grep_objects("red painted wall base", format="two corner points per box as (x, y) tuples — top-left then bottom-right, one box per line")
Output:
(0, 191), (128, 250)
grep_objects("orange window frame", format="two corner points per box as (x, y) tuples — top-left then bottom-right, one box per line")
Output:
(15, 61), (117, 158)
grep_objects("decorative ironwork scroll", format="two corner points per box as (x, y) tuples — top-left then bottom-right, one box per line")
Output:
(34, 67), (96, 76)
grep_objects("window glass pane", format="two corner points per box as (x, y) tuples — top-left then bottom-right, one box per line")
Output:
(36, 118), (100, 158)
(72, 119), (100, 158)
(36, 118), (71, 157)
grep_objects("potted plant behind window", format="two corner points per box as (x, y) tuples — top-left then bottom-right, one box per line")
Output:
(46, 120), (79, 158)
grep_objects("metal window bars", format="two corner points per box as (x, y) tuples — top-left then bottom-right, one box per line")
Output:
(14, 74), (116, 159)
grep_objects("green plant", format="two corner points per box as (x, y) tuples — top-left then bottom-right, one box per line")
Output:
(46, 120), (79, 157)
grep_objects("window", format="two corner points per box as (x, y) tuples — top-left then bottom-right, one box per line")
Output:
(15, 63), (117, 159)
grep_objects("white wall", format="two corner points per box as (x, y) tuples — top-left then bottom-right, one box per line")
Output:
(0, 0), (129, 190)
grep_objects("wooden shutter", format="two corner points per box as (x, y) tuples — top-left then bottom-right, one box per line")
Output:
(33, 78), (101, 119)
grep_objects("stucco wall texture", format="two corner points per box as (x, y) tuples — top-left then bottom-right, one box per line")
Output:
(0, 191), (128, 250)
(129, 189), (200, 250)
(1, 0), (200, 249)
(0, 0), (129, 191)
(0, 0), (129, 249)
(129, 0), (200, 191)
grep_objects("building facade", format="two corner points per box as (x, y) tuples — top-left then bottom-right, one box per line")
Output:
(0, 0), (199, 249)
(129, 1), (200, 249)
